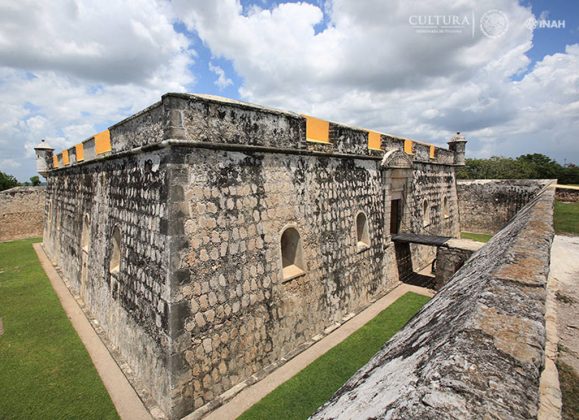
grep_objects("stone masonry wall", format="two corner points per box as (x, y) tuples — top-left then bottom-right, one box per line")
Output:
(167, 148), (395, 416)
(434, 239), (483, 290)
(42, 92), (463, 419)
(457, 179), (550, 234)
(409, 163), (460, 271)
(43, 150), (173, 413)
(0, 186), (45, 242)
(313, 183), (555, 419)
(556, 186), (579, 202)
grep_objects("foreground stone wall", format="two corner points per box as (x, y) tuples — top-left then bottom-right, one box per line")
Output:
(457, 179), (550, 234)
(314, 183), (555, 419)
(0, 186), (45, 242)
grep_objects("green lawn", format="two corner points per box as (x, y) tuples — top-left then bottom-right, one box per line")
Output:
(0, 238), (118, 419)
(554, 201), (579, 235)
(239, 292), (430, 420)
(461, 231), (492, 243)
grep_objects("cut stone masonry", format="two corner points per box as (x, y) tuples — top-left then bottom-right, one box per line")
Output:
(38, 93), (466, 419)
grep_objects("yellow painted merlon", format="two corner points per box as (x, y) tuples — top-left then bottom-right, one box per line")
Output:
(404, 139), (413, 154)
(76, 143), (84, 162)
(429, 145), (435, 159)
(62, 149), (70, 165)
(368, 131), (382, 150)
(304, 115), (330, 144)
(95, 129), (112, 155)
(53, 154), (59, 168)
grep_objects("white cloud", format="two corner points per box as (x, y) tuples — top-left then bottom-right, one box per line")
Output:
(1, 0), (578, 182)
(208, 62), (233, 89)
(174, 0), (579, 163)
(0, 0), (195, 181)
(0, 0), (191, 85)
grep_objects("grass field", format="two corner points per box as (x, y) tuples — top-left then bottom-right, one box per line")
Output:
(554, 201), (579, 235)
(460, 231), (492, 243)
(238, 292), (430, 420)
(0, 238), (118, 419)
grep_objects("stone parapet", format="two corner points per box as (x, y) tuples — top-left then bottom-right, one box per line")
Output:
(46, 93), (459, 173)
(313, 182), (556, 419)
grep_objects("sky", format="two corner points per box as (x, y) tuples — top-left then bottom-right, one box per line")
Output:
(0, 0), (578, 182)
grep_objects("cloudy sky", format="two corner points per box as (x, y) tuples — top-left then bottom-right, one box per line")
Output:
(1, 0), (578, 181)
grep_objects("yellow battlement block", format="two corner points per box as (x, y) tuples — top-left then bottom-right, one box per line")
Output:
(76, 143), (84, 162)
(404, 139), (413, 154)
(53, 154), (59, 168)
(430, 145), (435, 159)
(95, 129), (112, 155)
(305, 115), (330, 144)
(368, 131), (382, 150)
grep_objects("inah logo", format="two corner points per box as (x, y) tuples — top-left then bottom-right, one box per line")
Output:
(525, 17), (566, 30)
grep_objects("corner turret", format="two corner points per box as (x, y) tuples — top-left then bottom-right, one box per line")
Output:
(34, 139), (54, 177)
(448, 132), (467, 166)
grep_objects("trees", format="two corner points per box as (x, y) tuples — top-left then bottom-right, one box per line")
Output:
(456, 154), (578, 184)
(559, 164), (579, 185)
(0, 171), (19, 191)
(30, 176), (41, 186)
(456, 156), (534, 179)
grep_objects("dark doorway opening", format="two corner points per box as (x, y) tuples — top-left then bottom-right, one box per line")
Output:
(390, 199), (401, 234)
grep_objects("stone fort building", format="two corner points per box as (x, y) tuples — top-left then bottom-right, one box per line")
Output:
(37, 93), (468, 418)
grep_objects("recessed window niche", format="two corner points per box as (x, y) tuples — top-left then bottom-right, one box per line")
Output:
(280, 226), (305, 281)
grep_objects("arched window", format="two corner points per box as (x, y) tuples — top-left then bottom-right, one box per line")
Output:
(356, 212), (370, 250)
(81, 214), (90, 251)
(443, 197), (449, 219)
(280, 227), (305, 280)
(110, 226), (121, 274)
(423, 200), (430, 227)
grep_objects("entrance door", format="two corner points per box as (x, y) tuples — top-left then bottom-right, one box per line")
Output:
(390, 199), (401, 234)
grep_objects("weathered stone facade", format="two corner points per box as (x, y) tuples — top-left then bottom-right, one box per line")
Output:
(43, 150), (173, 410)
(313, 182), (556, 419)
(0, 186), (45, 242)
(457, 179), (550, 234)
(41, 93), (463, 418)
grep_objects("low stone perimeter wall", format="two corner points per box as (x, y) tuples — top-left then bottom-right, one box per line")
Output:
(0, 186), (45, 242)
(457, 179), (551, 234)
(555, 186), (579, 203)
(313, 182), (555, 419)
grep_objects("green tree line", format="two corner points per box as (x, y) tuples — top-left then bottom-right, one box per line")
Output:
(0, 171), (41, 191)
(456, 154), (579, 184)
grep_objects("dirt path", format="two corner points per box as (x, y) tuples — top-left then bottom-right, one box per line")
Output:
(552, 235), (579, 372)
(551, 235), (579, 419)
